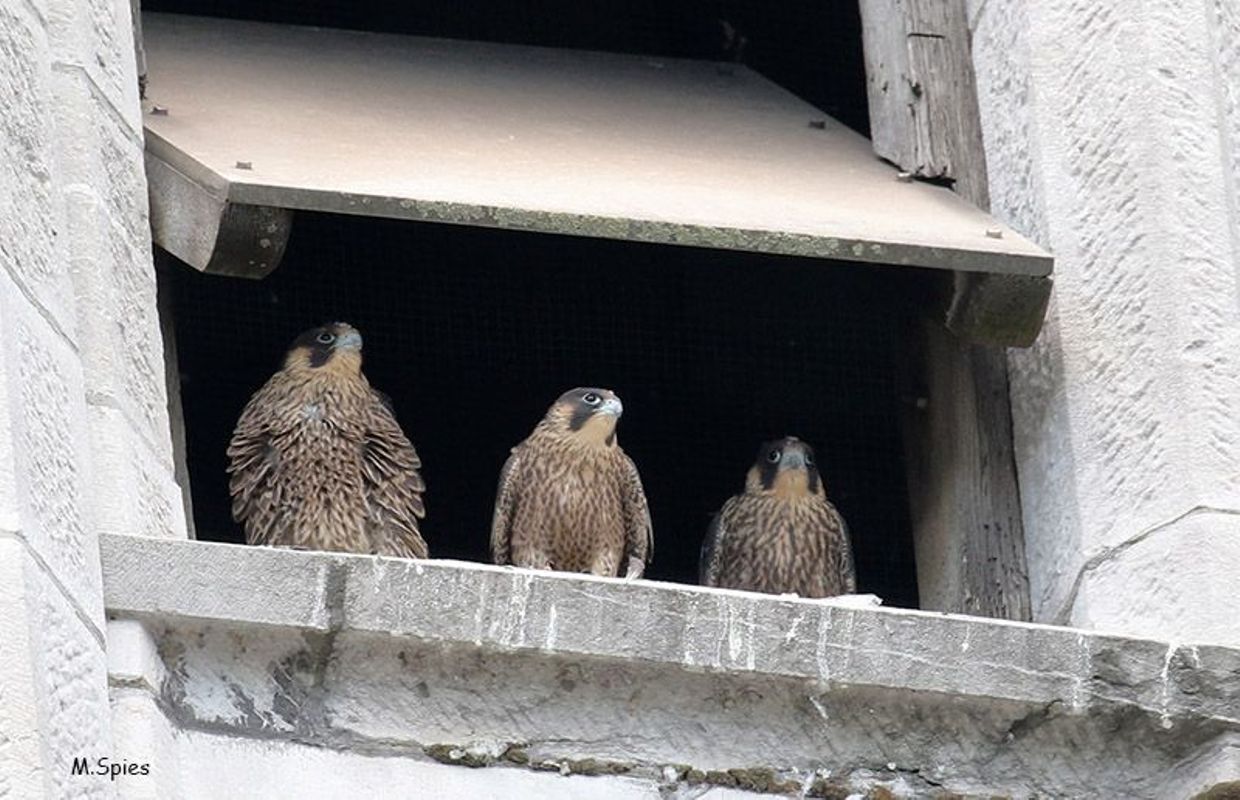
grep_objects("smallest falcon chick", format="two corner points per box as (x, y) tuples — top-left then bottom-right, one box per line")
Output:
(700, 437), (855, 598)
(490, 388), (652, 578)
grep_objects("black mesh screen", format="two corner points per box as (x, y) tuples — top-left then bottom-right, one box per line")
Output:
(150, 0), (915, 604)
(163, 215), (922, 607)
(140, 0), (870, 136)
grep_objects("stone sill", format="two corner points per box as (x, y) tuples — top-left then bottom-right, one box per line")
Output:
(100, 534), (1240, 798)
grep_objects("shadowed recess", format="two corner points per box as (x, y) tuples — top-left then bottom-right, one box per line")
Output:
(163, 213), (922, 608)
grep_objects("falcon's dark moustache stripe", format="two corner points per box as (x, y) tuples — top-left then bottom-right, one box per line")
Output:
(308, 343), (333, 368)
(569, 403), (593, 431)
(758, 456), (779, 490)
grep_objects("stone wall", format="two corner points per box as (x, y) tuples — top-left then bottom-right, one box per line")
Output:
(4, 0), (1239, 795)
(0, 0), (185, 795)
(970, 0), (1240, 645)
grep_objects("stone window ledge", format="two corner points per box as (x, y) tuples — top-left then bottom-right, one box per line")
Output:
(101, 534), (1239, 798)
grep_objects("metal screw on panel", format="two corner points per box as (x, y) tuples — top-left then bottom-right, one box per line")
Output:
(985, 227), (1004, 239)
(808, 119), (827, 130)
(235, 161), (253, 170)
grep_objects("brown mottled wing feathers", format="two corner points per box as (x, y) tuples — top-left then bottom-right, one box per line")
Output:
(226, 379), (288, 547)
(835, 513), (857, 594)
(361, 388), (428, 558)
(620, 453), (653, 577)
(490, 446), (523, 565)
(699, 509), (726, 587)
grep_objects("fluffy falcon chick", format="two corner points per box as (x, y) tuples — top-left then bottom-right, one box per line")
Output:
(227, 322), (428, 558)
(700, 437), (854, 597)
(491, 388), (652, 578)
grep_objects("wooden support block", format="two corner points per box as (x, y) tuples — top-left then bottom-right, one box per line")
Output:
(145, 151), (293, 278)
(864, 0), (1035, 619)
(898, 318), (1032, 620)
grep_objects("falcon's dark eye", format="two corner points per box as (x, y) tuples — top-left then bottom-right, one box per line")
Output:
(582, 392), (601, 405)
(804, 453), (815, 466)
(316, 332), (336, 345)
(767, 450), (781, 463)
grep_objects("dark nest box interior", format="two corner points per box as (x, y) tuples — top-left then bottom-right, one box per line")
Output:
(163, 222), (922, 608)
(145, 1), (1051, 613)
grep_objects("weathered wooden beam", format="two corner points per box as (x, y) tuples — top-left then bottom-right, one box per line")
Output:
(898, 319), (1032, 620)
(154, 256), (196, 540)
(130, 0), (146, 98)
(145, 151), (293, 278)
(859, 0), (1050, 347)
(863, 0), (1033, 620)
(859, 0), (989, 195)
(944, 271), (1052, 348)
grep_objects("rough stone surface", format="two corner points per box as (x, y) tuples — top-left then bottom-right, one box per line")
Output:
(43, 0), (144, 136)
(1072, 512), (1240, 645)
(68, 186), (172, 457)
(972, 0), (1240, 645)
(0, 266), (101, 624)
(0, 540), (114, 799)
(107, 620), (167, 694)
(176, 732), (662, 800)
(47, 64), (146, 247)
(108, 690), (178, 800)
(107, 618), (178, 800)
(0, 0), (180, 797)
(1181, 734), (1240, 800)
(86, 405), (185, 543)
(103, 535), (1240, 798)
(24, 551), (114, 800)
(0, 540), (49, 800)
(0, 0), (74, 339)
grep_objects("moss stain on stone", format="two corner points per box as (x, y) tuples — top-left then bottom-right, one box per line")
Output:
(562, 758), (632, 776)
(726, 767), (802, 794)
(684, 768), (707, 784)
(422, 744), (973, 799)
(808, 776), (852, 799)
(423, 744), (492, 768)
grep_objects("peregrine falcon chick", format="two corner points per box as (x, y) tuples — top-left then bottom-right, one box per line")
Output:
(227, 322), (427, 558)
(700, 437), (854, 597)
(491, 388), (652, 578)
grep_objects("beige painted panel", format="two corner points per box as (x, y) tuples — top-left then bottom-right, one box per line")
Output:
(142, 13), (1050, 276)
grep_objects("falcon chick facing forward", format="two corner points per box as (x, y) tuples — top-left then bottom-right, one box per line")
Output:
(491, 388), (652, 578)
(700, 436), (854, 597)
(227, 322), (428, 558)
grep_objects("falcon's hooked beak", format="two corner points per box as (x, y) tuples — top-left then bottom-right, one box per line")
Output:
(779, 448), (806, 470)
(598, 396), (623, 418)
(335, 329), (363, 351)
